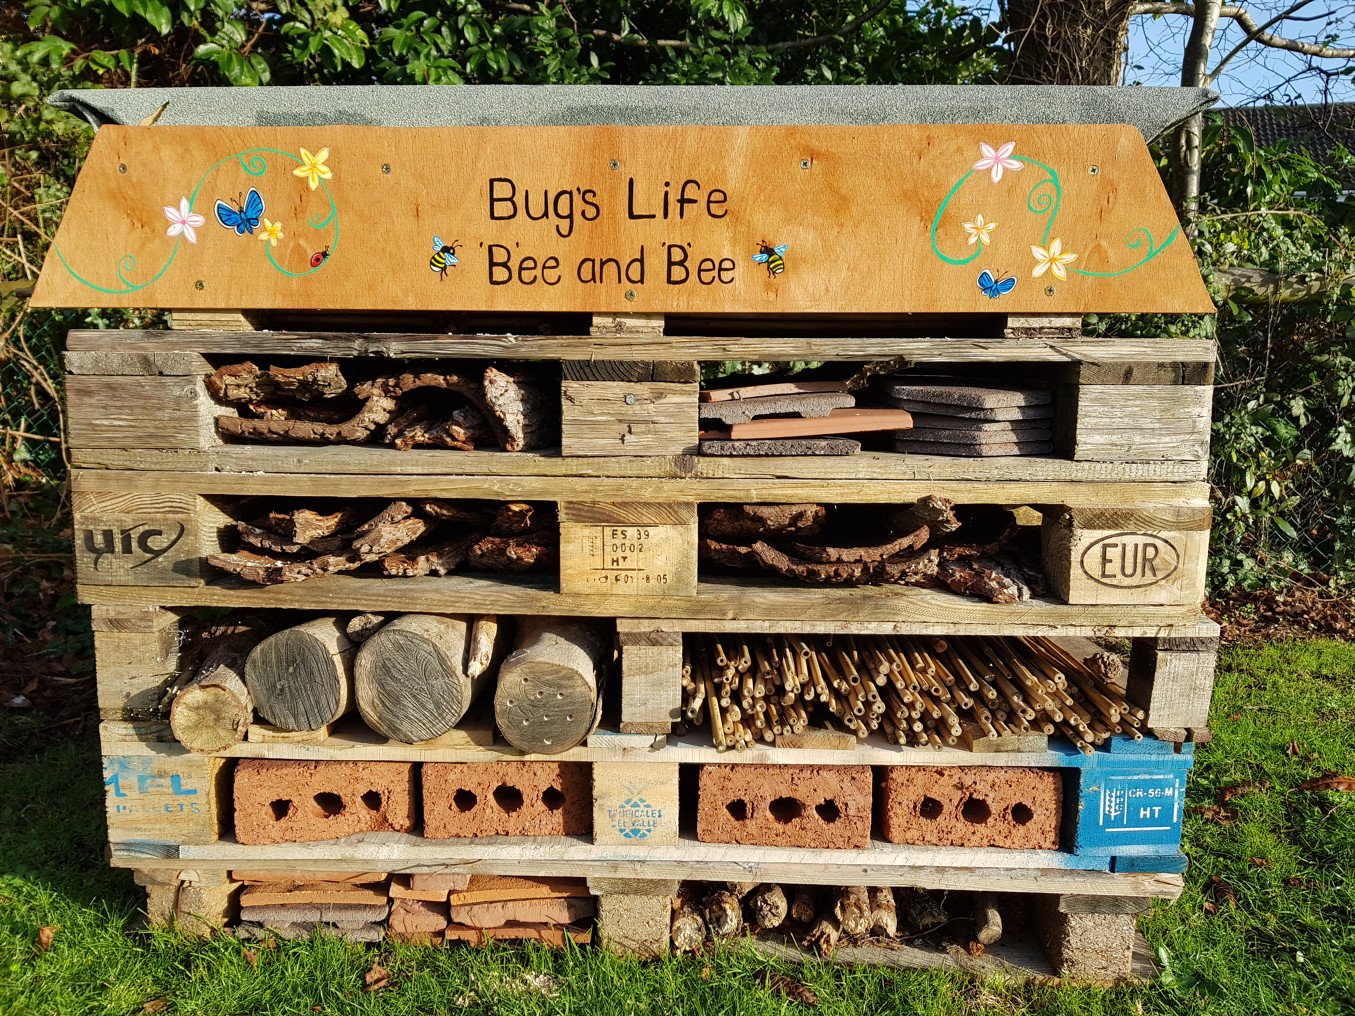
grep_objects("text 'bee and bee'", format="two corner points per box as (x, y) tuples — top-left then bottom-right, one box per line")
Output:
(429, 177), (788, 287)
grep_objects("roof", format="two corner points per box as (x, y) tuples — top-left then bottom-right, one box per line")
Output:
(1220, 103), (1355, 167)
(48, 84), (1217, 143)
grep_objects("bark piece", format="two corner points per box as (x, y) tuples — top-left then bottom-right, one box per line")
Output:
(782, 525), (929, 564)
(889, 495), (961, 538)
(345, 613), (388, 643)
(268, 506), (367, 546)
(418, 500), (497, 528)
(482, 366), (557, 451)
(355, 614), (485, 744)
(351, 516), (429, 557)
(493, 502), (538, 535)
(751, 542), (940, 587)
(940, 557), (1032, 604)
(703, 504), (826, 541)
(217, 395), (398, 444)
(938, 506), (1021, 560)
(898, 889), (949, 933)
(698, 537), (760, 569)
(380, 533), (479, 577)
(494, 618), (606, 754)
(206, 360), (348, 403)
(245, 400), (357, 423)
(467, 531), (557, 573)
(208, 548), (372, 585)
(236, 520), (348, 556)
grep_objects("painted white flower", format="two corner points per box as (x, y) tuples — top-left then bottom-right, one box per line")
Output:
(163, 197), (205, 244)
(1030, 237), (1078, 281)
(963, 213), (997, 246)
(973, 141), (1023, 184)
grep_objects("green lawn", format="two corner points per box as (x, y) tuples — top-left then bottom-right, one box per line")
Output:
(1, 640), (1352, 1016)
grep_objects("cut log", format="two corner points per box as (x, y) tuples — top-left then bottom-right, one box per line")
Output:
(703, 888), (743, 938)
(466, 615), (502, 680)
(170, 632), (254, 753)
(898, 889), (949, 933)
(345, 613), (387, 643)
(805, 908), (841, 956)
(244, 617), (356, 731)
(354, 614), (484, 743)
(495, 618), (606, 754)
(834, 885), (871, 938)
(973, 892), (1003, 946)
(790, 887), (818, 924)
(217, 395), (398, 444)
(671, 890), (707, 953)
(482, 366), (557, 451)
(748, 884), (789, 930)
(205, 360), (347, 403)
(867, 886), (898, 938)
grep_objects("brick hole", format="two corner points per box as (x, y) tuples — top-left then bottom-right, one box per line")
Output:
(961, 796), (991, 824)
(726, 799), (749, 821)
(1011, 802), (1034, 825)
(769, 797), (805, 824)
(313, 792), (344, 818)
(919, 796), (943, 820)
(453, 788), (478, 812)
(493, 784), (524, 813)
(815, 799), (841, 823)
(269, 798), (293, 822)
(361, 790), (382, 811)
(542, 787), (566, 811)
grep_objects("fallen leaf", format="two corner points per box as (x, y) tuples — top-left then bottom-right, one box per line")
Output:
(699, 964), (712, 981)
(141, 1001), (168, 1014)
(966, 939), (986, 956)
(363, 960), (391, 993)
(1228, 713), (1242, 722)
(242, 948), (258, 968)
(1207, 876), (1237, 907)
(1220, 780), (1270, 803)
(1202, 900), (1217, 915)
(1249, 857), (1271, 868)
(1285, 876), (1319, 889)
(35, 926), (56, 952)
(1190, 804), (1238, 826)
(758, 970), (820, 1007)
(1286, 741), (1301, 756)
(1295, 773), (1355, 793)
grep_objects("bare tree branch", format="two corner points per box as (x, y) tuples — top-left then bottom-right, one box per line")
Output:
(1130, 2), (1355, 63)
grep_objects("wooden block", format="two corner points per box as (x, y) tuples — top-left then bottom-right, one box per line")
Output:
(592, 762), (679, 846)
(177, 879), (241, 938)
(1069, 385), (1213, 462)
(620, 643), (681, 729)
(563, 359), (699, 384)
(169, 310), (254, 331)
(774, 727), (859, 750)
(73, 490), (222, 587)
(959, 724), (1049, 753)
(450, 896), (595, 928)
(1042, 504), (1210, 607)
(240, 883), (389, 907)
(589, 313), (665, 336)
(246, 723), (334, 745)
(1034, 894), (1137, 981)
(616, 627), (683, 647)
(559, 501), (697, 596)
(65, 375), (211, 452)
(1126, 638), (1218, 728)
(103, 752), (229, 846)
(95, 625), (180, 720)
(91, 604), (178, 633)
(561, 380), (697, 456)
(232, 870), (388, 885)
(65, 349), (212, 377)
(595, 890), (671, 959)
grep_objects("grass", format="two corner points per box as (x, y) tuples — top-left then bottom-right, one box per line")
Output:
(0, 639), (1351, 1016)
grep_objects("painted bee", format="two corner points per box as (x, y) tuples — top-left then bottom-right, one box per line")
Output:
(309, 246), (331, 268)
(430, 236), (460, 280)
(752, 240), (788, 278)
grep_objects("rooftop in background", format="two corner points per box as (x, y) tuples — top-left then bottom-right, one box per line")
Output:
(1220, 103), (1355, 173)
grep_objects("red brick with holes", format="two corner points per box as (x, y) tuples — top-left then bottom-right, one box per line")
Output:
(422, 761), (592, 838)
(696, 764), (871, 848)
(876, 765), (1061, 849)
(233, 759), (417, 845)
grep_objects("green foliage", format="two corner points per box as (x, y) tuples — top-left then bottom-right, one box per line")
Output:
(1090, 118), (1355, 590)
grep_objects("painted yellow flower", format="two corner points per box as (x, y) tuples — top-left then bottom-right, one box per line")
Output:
(293, 147), (331, 191)
(259, 218), (285, 247)
(963, 213), (997, 246)
(1030, 237), (1078, 281)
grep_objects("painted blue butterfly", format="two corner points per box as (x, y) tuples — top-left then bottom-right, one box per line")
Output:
(215, 188), (265, 235)
(977, 269), (1016, 299)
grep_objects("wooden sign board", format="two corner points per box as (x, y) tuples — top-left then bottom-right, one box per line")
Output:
(33, 124), (1213, 314)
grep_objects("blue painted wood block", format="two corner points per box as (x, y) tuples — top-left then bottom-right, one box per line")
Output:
(1057, 736), (1194, 859)
(1111, 851), (1189, 874)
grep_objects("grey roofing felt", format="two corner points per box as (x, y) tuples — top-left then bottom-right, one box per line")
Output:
(49, 85), (1217, 142)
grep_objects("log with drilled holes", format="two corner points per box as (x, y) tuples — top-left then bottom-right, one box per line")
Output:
(494, 618), (607, 754)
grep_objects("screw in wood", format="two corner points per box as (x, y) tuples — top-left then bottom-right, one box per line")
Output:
(195, 280), (205, 291)
(609, 160), (621, 170)
(1044, 285), (1055, 296)
(800, 158), (812, 169)
(625, 289), (637, 300)
(381, 163), (391, 174)
(1089, 165), (1100, 175)
(118, 164), (127, 173)
(624, 394), (637, 405)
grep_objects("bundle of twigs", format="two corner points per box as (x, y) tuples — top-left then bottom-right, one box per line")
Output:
(679, 633), (1143, 754)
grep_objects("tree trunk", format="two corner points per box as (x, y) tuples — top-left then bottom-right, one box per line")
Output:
(170, 634), (254, 752)
(494, 618), (607, 753)
(1002, 1), (1137, 84)
(1169, 0), (1222, 221)
(244, 617), (356, 731)
(354, 614), (484, 743)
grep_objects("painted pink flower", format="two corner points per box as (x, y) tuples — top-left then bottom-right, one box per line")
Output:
(163, 197), (205, 244)
(973, 141), (1023, 184)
